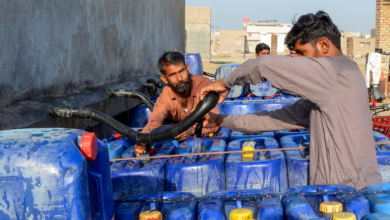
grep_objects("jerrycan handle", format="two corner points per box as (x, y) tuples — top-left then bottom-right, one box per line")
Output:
(236, 200), (243, 209)
(89, 171), (106, 219)
(131, 160), (143, 169)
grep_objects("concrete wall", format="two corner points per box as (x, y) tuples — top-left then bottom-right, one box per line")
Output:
(185, 7), (211, 62)
(376, 0), (390, 52)
(0, 0), (185, 109)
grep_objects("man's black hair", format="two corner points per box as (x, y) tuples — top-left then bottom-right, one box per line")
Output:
(158, 52), (186, 75)
(255, 43), (270, 54)
(285, 11), (341, 51)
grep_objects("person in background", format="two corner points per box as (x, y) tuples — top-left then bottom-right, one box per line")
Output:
(199, 11), (382, 189)
(135, 52), (220, 155)
(255, 43), (270, 57)
(289, 49), (298, 57)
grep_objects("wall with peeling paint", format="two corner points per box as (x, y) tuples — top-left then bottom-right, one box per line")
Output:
(0, 0), (185, 109)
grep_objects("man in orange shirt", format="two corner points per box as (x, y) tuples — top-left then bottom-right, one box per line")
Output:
(135, 52), (220, 155)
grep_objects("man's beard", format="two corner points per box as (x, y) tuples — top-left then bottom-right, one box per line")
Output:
(168, 74), (192, 94)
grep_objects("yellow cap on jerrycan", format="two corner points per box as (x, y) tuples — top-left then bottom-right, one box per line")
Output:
(139, 210), (162, 220)
(332, 213), (356, 220)
(230, 208), (254, 220)
(319, 201), (343, 213)
(242, 139), (256, 161)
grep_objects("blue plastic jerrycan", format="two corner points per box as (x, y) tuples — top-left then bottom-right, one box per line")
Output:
(283, 185), (370, 220)
(103, 133), (136, 162)
(165, 139), (226, 197)
(364, 183), (390, 215)
(115, 192), (197, 220)
(198, 189), (283, 220)
(275, 128), (310, 141)
(185, 53), (203, 76)
(374, 131), (390, 183)
(111, 141), (177, 199)
(129, 98), (157, 128)
(256, 100), (289, 112)
(223, 102), (256, 115)
(281, 134), (310, 188)
(362, 213), (390, 220)
(250, 80), (278, 97)
(230, 130), (275, 141)
(0, 128), (114, 220)
(215, 64), (247, 99)
(226, 138), (288, 193)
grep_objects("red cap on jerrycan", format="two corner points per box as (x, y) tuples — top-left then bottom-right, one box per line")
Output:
(80, 133), (98, 162)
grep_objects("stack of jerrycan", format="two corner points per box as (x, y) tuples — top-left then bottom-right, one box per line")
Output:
(184, 53), (203, 76)
(373, 131), (390, 183)
(129, 98), (157, 128)
(226, 138), (288, 193)
(115, 192), (197, 220)
(274, 128), (310, 142)
(198, 190), (283, 220)
(165, 138), (226, 196)
(111, 139), (178, 199)
(283, 185), (370, 220)
(281, 134), (311, 187)
(215, 64), (247, 99)
(0, 128), (114, 219)
(363, 183), (390, 215)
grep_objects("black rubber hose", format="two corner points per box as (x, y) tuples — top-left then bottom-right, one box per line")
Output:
(112, 90), (154, 111)
(49, 92), (219, 143)
(203, 72), (215, 78)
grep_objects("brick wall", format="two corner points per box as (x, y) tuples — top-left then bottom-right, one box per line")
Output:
(347, 37), (354, 59)
(211, 30), (246, 55)
(271, 34), (277, 55)
(185, 7), (211, 62)
(343, 37), (375, 59)
(376, 0), (390, 52)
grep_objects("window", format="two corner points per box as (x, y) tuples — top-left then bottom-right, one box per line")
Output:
(287, 25), (292, 27)
(236, 41), (242, 47)
(224, 41), (230, 47)
(248, 33), (252, 37)
(359, 42), (365, 47)
(366, 42), (371, 47)
(217, 40), (220, 45)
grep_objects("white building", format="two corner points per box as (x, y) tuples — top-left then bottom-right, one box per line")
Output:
(243, 18), (292, 54)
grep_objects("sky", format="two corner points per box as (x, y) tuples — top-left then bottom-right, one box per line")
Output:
(185, 0), (376, 34)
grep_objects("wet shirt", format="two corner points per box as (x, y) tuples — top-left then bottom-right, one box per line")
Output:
(142, 75), (220, 135)
(222, 55), (382, 189)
